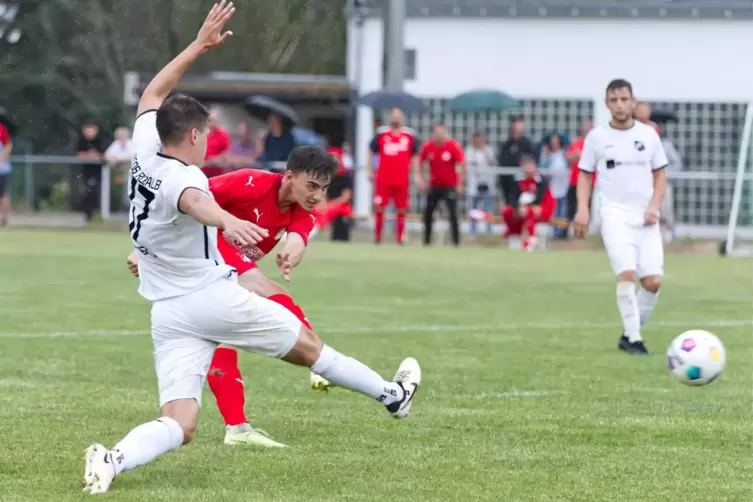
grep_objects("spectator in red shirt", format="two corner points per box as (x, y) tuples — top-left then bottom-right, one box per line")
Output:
(366, 108), (419, 245)
(502, 154), (555, 251)
(203, 112), (231, 178)
(416, 122), (466, 246)
(0, 123), (12, 226)
(565, 121), (594, 234)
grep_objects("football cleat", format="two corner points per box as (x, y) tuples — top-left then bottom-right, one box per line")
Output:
(310, 372), (334, 392)
(224, 423), (286, 448)
(386, 357), (421, 419)
(82, 444), (116, 495)
(619, 334), (651, 356)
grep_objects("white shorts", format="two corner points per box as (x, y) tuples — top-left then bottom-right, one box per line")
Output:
(150, 275), (302, 407)
(600, 210), (664, 278)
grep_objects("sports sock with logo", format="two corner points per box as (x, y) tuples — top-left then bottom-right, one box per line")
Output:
(637, 288), (659, 327)
(616, 281), (642, 342)
(110, 416), (183, 475)
(268, 293), (313, 330)
(310, 345), (403, 406)
(206, 347), (247, 427)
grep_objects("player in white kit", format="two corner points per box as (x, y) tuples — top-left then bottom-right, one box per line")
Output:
(574, 79), (668, 356)
(82, 2), (421, 494)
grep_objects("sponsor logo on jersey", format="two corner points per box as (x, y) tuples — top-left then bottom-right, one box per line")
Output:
(252, 208), (262, 222)
(245, 176), (254, 186)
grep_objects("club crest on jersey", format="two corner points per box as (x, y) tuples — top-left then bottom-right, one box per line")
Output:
(441, 151), (451, 161)
(634, 141), (645, 152)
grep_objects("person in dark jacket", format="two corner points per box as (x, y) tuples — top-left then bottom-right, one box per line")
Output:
(497, 116), (535, 203)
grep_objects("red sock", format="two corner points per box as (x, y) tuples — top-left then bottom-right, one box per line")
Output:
(268, 293), (313, 330)
(206, 347), (247, 427)
(396, 213), (406, 243)
(374, 211), (384, 242)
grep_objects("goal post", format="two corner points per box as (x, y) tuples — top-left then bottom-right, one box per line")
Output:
(724, 100), (753, 257)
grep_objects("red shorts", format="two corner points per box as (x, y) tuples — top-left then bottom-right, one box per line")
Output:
(217, 233), (259, 275)
(373, 182), (409, 211)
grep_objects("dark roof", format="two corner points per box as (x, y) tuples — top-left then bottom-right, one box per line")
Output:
(359, 1), (753, 19)
(135, 72), (352, 102)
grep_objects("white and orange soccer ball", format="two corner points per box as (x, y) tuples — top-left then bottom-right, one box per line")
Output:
(666, 330), (726, 386)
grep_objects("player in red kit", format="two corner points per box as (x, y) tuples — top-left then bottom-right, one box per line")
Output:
(416, 122), (466, 246)
(127, 146), (338, 448)
(365, 108), (419, 244)
(502, 154), (555, 251)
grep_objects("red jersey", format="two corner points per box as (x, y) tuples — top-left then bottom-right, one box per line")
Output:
(509, 173), (556, 221)
(205, 127), (231, 160)
(370, 126), (419, 185)
(209, 169), (315, 262)
(0, 124), (9, 146)
(419, 139), (464, 188)
(567, 136), (597, 187)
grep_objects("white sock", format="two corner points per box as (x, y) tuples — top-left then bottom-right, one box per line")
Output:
(311, 345), (403, 406)
(637, 288), (659, 327)
(110, 417), (184, 475)
(616, 282), (641, 342)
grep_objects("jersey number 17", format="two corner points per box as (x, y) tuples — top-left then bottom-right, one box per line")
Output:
(129, 177), (155, 242)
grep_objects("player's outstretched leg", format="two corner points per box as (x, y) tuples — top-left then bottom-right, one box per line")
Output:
(207, 347), (286, 448)
(83, 400), (194, 494)
(615, 271), (650, 356)
(283, 327), (420, 418)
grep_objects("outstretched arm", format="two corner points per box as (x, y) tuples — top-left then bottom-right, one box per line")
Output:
(137, 1), (236, 115)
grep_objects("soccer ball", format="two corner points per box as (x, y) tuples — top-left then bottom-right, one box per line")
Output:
(666, 330), (726, 386)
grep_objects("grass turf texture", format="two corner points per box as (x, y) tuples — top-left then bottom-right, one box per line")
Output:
(0, 230), (751, 502)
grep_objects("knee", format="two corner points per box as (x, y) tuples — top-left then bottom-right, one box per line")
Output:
(617, 270), (638, 283)
(640, 275), (662, 293)
(160, 400), (199, 445)
(283, 327), (324, 368)
(502, 205), (514, 220)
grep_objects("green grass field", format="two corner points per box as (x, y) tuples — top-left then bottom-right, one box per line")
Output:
(0, 230), (751, 502)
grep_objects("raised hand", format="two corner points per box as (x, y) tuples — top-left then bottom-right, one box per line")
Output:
(276, 252), (293, 282)
(196, 0), (236, 51)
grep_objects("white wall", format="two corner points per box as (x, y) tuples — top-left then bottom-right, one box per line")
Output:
(399, 18), (753, 102)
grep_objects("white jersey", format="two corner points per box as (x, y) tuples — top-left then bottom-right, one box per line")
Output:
(579, 121), (668, 215)
(129, 110), (232, 301)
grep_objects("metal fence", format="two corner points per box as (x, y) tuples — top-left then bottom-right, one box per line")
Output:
(6, 155), (752, 239)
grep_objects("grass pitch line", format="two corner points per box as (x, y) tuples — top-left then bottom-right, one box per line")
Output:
(0, 319), (750, 339)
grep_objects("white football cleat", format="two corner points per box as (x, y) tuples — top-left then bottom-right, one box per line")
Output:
(388, 357), (421, 419)
(223, 423), (286, 448)
(82, 444), (116, 495)
(310, 371), (334, 392)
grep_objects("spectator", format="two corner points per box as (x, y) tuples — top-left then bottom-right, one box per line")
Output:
(0, 122), (12, 226)
(465, 132), (496, 236)
(105, 126), (134, 210)
(312, 163), (354, 241)
(497, 116), (535, 203)
(258, 113), (296, 166)
(539, 133), (570, 239)
(634, 101), (660, 134)
(341, 142), (354, 171)
(502, 154), (555, 251)
(75, 120), (105, 222)
(203, 112), (231, 178)
(565, 120), (594, 235)
(226, 122), (257, 169)
(658, 125), (683, 243)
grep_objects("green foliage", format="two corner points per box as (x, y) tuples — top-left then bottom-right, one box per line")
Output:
(0, 0), (347, 152)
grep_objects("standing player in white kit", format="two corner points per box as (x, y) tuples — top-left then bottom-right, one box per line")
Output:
(82, 2), (421, 494)
(574, 79), (668, 356)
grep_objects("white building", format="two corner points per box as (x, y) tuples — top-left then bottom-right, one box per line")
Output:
(347, 0), (753, 230)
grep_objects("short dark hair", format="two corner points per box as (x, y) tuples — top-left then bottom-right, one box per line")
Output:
(519, 153), (536, 166)
(156, 94), (210, 146)
(286, 146), (339, 181)
(606, 78), (633, 97)
(434, 120), (446, 128)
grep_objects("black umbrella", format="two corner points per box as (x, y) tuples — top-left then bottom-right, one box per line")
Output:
(0, 107), (18, 136)
(651, 107), (677, 123)
(244, 95), (301, 127)
(358, 90), (426, 113)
